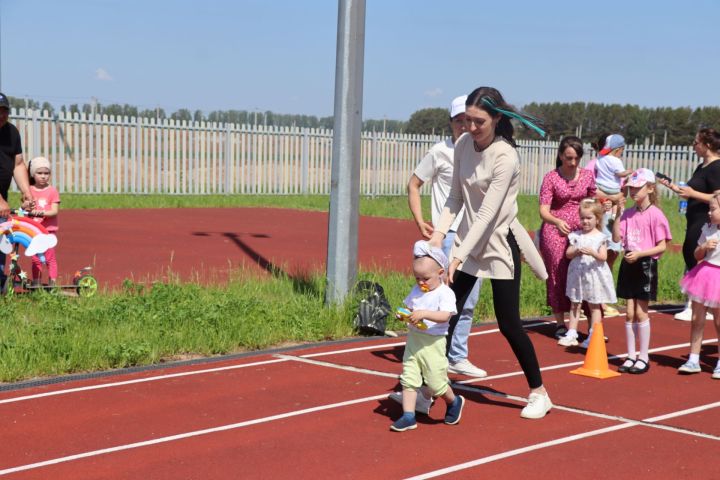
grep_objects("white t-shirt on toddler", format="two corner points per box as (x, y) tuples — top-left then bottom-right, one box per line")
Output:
(403, 284), (457, 336)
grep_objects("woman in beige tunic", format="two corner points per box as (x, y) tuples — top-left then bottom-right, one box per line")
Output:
(430, 86), (552, 419)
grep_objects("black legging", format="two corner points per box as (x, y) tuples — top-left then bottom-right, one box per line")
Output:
(683, 220), (704, 271)
(446, 232), (543, 389)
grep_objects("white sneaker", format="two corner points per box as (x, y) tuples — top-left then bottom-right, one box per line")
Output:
(677, 360), (701, 374)
(674, 307), (692, 321)
(557, 332), (579, 347)
(388, 389), (434, 415)
(448, 359), (488, 378)
(520, 392), (552, 419)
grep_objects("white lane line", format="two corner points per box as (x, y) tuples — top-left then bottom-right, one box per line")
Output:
(274, 354), (399, 379)
(452, 384), (720, 441)
(404, 400), (720, 480)
(0, 359), (288, 405)
(0, 393), (390, 476)
(404, 424), (635, 480)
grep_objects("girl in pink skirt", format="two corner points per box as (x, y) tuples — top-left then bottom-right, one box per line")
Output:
(678, 190), (720, 379)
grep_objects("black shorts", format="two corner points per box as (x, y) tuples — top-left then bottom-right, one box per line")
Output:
(616, 257), (658, 301)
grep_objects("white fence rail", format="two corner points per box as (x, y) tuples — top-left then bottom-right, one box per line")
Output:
(12, 109), (699, 197)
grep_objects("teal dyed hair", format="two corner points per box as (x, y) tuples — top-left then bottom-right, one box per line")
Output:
(466, 87), (546, 146)
(480, 96), (546, 138)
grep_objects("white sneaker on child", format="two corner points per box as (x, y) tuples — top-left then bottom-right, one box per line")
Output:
(557, 332), (579, 347)
(388, 389), (434, 415)
(677, 361), (701, 374)
(674, 306), (692, 321)
(520, 392), (552, 419)
(674, 306), (714, 321)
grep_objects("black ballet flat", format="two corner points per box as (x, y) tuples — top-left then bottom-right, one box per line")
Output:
(618, 358), (636, 373)
(628, 359), (650, 374)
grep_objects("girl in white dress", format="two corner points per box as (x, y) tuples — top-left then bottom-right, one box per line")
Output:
(559, 198), (617, 347)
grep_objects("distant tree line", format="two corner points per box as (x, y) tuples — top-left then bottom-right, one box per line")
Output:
(6, 95), (408, 133)
(522, 102), (720, 146)
(7, 95), (719, 144)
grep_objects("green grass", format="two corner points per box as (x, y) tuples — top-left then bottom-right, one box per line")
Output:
(0, 192), (689, 383)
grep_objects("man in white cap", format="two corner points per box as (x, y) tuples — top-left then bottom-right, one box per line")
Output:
(0, 92), (34, 288)
(393, 95), (485, 413)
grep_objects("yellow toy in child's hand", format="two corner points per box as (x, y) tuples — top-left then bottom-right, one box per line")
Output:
(396, 307), (427, 330)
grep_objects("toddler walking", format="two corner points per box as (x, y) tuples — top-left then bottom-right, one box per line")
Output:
(558, 199), (617, 347)
(390, 240), (464, 432)
(612, 169), (672, 374)
(29, 157), (60, 286)
(677, 190), (720, 378)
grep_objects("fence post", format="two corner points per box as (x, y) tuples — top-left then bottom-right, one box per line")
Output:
(224, 123), (232, 193)
(371, 132), (378, 198)
(301, 127), (309, 194)
(135, 117), (141, 194)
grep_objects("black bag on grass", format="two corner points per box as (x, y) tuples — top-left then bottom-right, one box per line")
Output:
(353, 281), (391, 336)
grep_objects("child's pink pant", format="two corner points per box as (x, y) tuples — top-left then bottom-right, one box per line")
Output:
(32, 247), (58, 281)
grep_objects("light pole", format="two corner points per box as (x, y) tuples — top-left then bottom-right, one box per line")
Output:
(325, 0), (366, 305)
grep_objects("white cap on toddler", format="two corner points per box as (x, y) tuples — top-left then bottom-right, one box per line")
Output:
(413, 240), (449, 270)
(29, 157), (51, 177)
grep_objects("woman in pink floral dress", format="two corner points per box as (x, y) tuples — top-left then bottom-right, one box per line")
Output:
(538, 136), (596, 337)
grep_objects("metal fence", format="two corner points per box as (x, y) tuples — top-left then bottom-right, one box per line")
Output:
(12, 109), (699, 197)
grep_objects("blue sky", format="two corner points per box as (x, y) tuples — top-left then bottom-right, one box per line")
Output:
(2, 0), (717, 120)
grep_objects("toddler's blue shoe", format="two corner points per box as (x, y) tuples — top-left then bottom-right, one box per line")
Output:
(444, 395), (465, 425)
(390, 413), (417, 432)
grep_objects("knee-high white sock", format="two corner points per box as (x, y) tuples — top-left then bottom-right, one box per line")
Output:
(637, 320), (651, 362)
(625, 321), (636, 360)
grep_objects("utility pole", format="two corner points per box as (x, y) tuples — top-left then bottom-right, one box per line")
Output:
(325, 0), (366, 305)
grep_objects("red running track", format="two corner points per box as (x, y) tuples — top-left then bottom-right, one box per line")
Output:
(1, 308), (718, 479)
(30, 207), (682, 289)
(41, 207), (420, 289)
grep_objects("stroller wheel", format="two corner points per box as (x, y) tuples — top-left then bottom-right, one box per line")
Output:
(76, 275), (98, 298)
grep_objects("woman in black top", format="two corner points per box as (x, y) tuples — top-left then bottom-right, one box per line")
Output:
(658, 128), (720, 320)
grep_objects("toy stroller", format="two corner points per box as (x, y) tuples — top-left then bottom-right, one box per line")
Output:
(0, 209), (97, 297)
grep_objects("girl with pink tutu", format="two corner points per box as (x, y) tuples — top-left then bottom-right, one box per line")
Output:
(678, 190), (720, 379)
(558, 198), (617, 347)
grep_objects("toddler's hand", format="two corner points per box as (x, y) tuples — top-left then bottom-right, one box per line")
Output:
(579, 247), (594, 257)
(705, 239), (718, 251)
(408, 310), (426, 325)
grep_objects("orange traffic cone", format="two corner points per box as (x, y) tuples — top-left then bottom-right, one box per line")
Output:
(571, 321), (621, 379)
